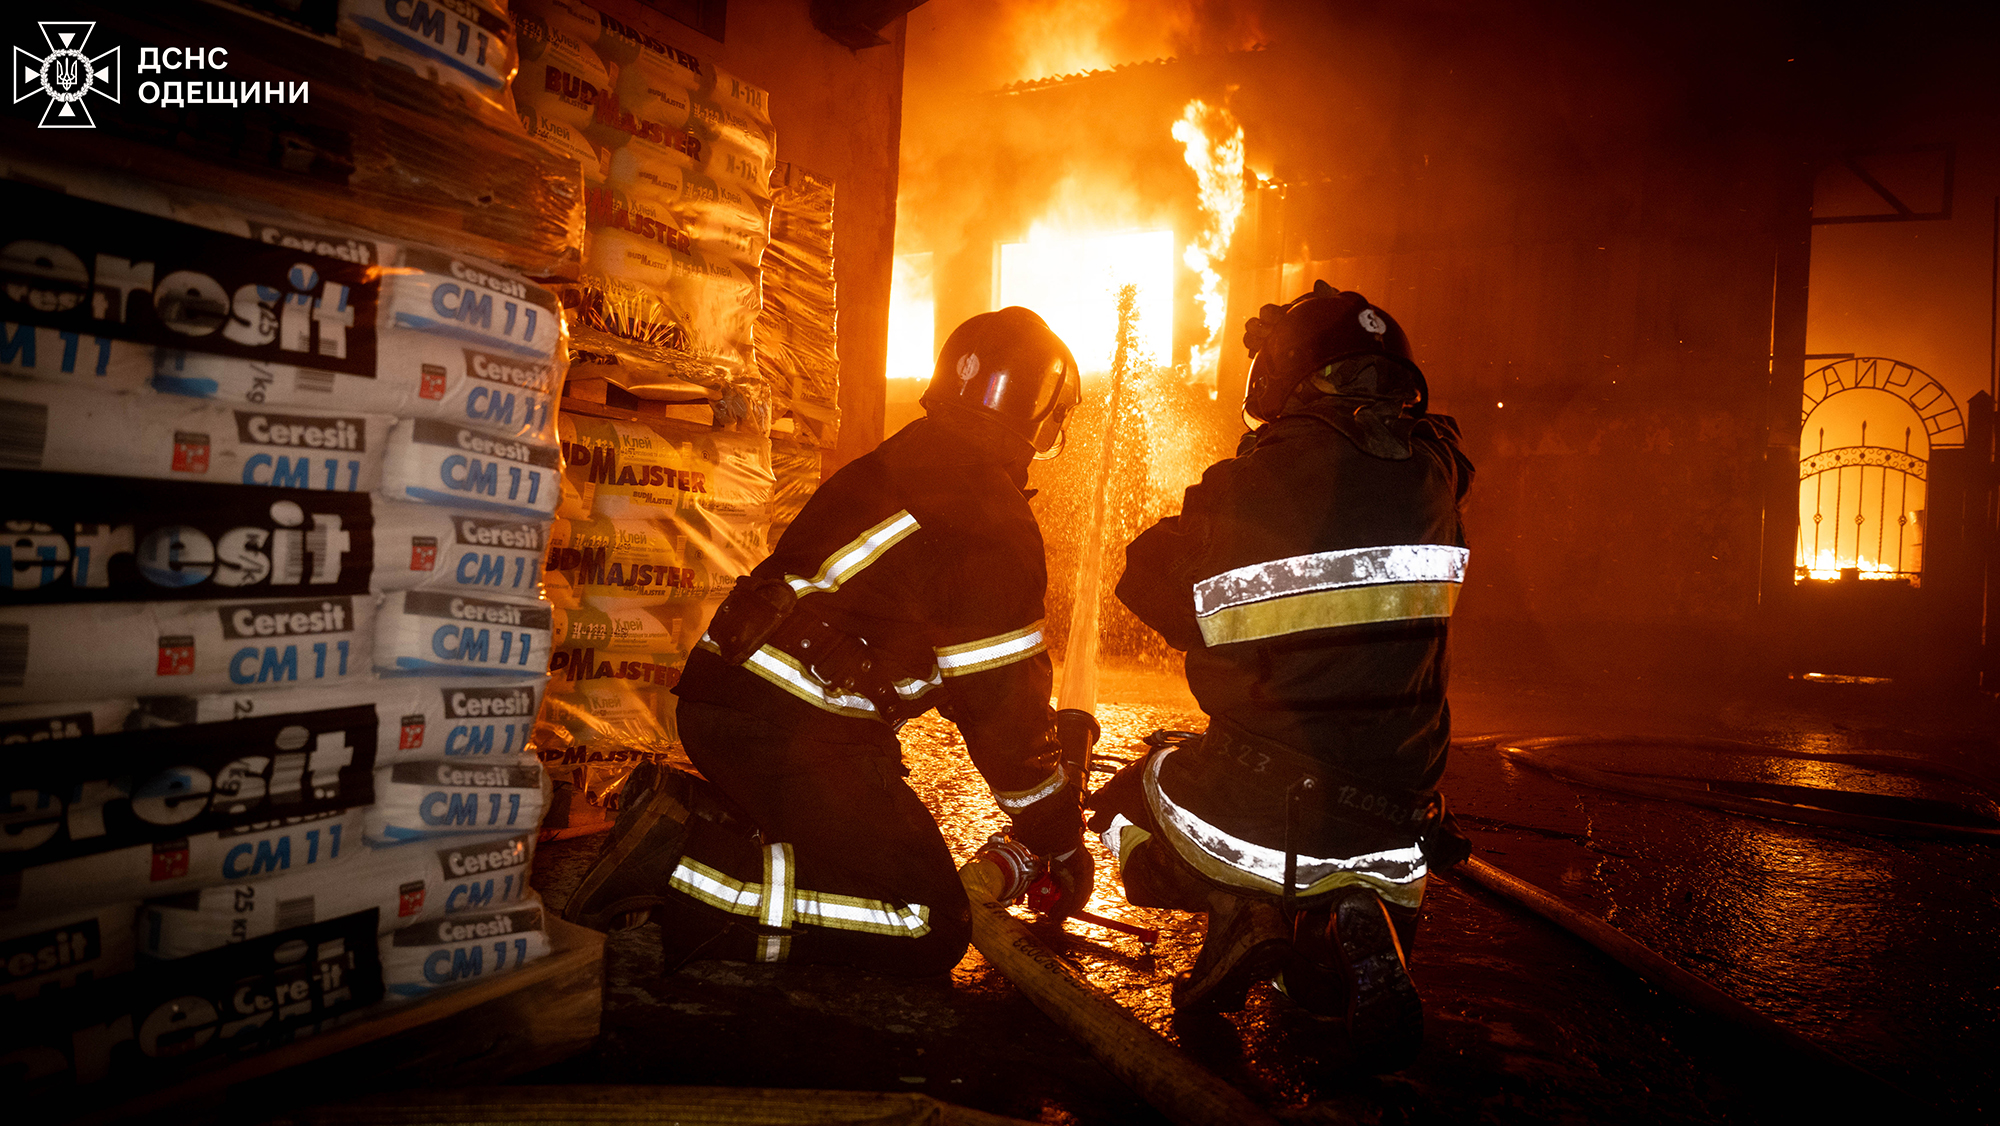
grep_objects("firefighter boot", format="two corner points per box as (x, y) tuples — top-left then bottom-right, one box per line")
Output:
(1285, 887), (1424, 1069)
(1170, 889), (1291, 1014)
(562, 765), (698, 931)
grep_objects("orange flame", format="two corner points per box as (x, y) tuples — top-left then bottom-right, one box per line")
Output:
(1171, 99), (1244, 388)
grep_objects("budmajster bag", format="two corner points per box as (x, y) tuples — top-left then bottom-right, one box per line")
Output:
(140, 829), (533, 960)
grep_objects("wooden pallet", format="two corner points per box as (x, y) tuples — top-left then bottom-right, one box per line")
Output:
(85, 917), (605, 1125)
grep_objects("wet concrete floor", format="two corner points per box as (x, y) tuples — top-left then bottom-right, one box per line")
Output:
(527, 665), (1998, 1124)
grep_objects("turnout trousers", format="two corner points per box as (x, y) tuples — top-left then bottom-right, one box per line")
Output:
(657, 699), (973, 976)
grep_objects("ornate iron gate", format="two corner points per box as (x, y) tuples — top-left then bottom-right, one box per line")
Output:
(1796, 358), (1964, 586)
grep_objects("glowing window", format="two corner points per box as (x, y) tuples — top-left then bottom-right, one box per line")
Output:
(998, 230), (1174, 373)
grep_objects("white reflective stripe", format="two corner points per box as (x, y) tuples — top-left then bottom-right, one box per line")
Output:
(761, 843), (796, 930)
(1194, 544), (1468, 616)
(673, 856), (930, 938)
(756, 933), (789, 962)
(1145, 753), (1427, 893)
(994, 766), (1067, 812)
(894, 671), (943, 699)
(793, 894), (931, 936)
(935, 621), (1047, 678)
(740, 644), (881, 718)
(1100, 812), (1150, 873)
(671, 857), (764, 915)
(786, 510), (921, 597)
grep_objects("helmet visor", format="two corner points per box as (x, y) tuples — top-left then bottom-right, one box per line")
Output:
(1028, 364), (1082, 458)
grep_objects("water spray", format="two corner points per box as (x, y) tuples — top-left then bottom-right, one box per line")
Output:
(1056, 283), (1142, 726)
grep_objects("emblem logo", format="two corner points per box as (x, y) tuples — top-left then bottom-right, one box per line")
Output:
(956, 352), (980, 386)
(13, 21), (119, 129)
(1358, 308), (1388, 336)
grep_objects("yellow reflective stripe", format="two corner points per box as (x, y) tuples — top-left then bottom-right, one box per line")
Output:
(739, 643), (881, 719)
(786, 510), (920, 598)
(993, 766), (1066, 812)
(669, 857), (933, 938)
(1100, 813), (1151, 874)
(1142, 751), (1427, 904)
(1194, 544), (1468, 614)
(935, 621), (1047, 677)
(1195, 581), (1461, 647)
(671, 856), (765, 916)
(793, 890), (932, 937)
(761, 843), (796, 930)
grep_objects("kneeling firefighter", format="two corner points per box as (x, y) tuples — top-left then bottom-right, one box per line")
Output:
(1093, 281), (1474, 1065)
(565, 307), (1097, 976)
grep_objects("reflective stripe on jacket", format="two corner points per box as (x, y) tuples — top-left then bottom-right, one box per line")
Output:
(676, 414), (1069, 844)
(1114, 407), (1472, 887)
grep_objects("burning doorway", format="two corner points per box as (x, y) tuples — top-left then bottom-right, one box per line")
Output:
(1795, 357), (1966, 584)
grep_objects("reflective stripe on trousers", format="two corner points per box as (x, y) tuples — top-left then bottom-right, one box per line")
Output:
(1142, 749), (1428, 908)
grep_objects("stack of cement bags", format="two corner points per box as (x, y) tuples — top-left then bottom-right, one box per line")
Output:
(0, 158), (560, 1109)
(513, 0), (776, 418)
(534, 413), (771, 821)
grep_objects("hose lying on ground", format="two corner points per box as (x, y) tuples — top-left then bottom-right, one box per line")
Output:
(1484, 734), (2000, 844)
(959, 858), (1284, 1126)
(1445, 855), (1910, 1103)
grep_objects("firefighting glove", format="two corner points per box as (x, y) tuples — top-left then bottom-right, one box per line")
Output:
(1242, 303), (1287, 357)
(1043, 840), (1096, 919)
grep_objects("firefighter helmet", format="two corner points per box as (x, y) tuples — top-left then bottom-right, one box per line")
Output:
(923, 307), (1081, 458)
(1242, 282), (1426, 425)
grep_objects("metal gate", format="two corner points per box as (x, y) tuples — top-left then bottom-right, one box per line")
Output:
(1796, 358), (1964, 586)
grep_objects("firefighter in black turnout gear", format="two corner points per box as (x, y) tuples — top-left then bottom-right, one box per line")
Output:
(565, 307), (1092, 976)
(1093, 281), (1473, 1066)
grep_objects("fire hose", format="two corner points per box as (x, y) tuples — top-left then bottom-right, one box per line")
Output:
(959, 853), (1281, 1126)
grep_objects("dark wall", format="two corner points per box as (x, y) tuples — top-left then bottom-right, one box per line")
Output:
(605, 0), (908, 473)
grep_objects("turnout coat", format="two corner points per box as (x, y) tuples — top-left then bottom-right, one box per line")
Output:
(1111, 400), (1473, 906)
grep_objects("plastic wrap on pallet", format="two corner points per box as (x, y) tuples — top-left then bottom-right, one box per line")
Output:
(545, 516), (723, 609)
(0, 696), (376, 914)
(380, 893), (550, 1001)
(519, 0), (774, 412)
(0, 901), (138, 1001)
(21, 3), (581, 277)
(0, 472), (546, 603)
(756, 162), (840, 448)
(2, 908), (383, 1102)
(0, 676), (542, 768)
(0, 595), (373, 704)
(141, 830), (533, 960)
(557, 411), (773, 523)
(366, 758), (545, 842)
(337, 0), (520, 115)
(767, 438), (824, 546)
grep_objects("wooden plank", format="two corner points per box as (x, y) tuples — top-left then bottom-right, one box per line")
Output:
(273, 1085), (1037, 1125)
(84, 917), (605, 1124)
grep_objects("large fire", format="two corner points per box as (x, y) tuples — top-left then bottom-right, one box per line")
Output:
(1172, 98), (1246, 387)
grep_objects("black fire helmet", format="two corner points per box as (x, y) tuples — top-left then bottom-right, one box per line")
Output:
(1241, 281), (1427, 426)
(922, 306), (1082, 459)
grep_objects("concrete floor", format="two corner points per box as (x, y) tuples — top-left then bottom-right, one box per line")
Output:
(525, 663), (1998, 1124)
